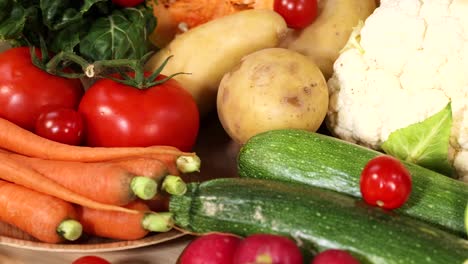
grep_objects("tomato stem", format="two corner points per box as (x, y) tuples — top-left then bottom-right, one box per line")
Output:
(29, 44), (186, 89)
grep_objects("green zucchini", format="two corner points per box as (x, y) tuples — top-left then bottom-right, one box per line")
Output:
(237, 129), (468, 237)
(169, 178), (468, 264)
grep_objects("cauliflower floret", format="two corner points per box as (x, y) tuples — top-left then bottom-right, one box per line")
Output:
(327, 0), (468, 181)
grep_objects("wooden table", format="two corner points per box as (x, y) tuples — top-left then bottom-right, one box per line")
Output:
(0, 114), (240, 264)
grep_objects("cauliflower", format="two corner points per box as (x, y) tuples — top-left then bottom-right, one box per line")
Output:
(327, 0), (468, 181)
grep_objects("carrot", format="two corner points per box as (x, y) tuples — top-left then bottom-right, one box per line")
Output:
(145, 153), (201, 175)
(143, 175), (187, 213)
(2, 152), (158, 206)
(0, 179), (83, 243)
(111, 156), (170, 179)
(152, 0), (274, 33)
(76, 201), (174, 240)
(0, 155), (138, 214)
(0, 117), (195, 162)
(143, 193), (171, 212)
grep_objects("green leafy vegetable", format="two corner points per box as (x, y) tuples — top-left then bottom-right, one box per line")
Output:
(80, 7), (156, 61)
(0, 0), (156, 61)
(381, 103), (454, 176)
(0, 1), (27, 41)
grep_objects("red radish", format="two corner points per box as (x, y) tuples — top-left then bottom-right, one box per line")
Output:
(233, 234), (303, 264)
(311, 249), (360, 264)
(178, 233), (242, 264)
(72, 255), (111, 264)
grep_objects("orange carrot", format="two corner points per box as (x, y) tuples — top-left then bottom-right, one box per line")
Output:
(146, 153), (201, 175)
(143, 175), (188, 212)
(143, 193), (171, 212)
(2, 152), (158, 206)
(111, 156), (170, 179)
(76, 201), (173, 240)
(0, 155), (138, 214)
(0, 179), (83, 243)
(151, 0), (274, 33)
(145, 153), (181, 176)
(0, 117), (195, 162)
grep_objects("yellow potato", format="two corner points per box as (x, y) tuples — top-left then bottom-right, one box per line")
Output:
(145, 9), (288, 116)
(217, 48), (329, 144)
(282, 0), (377, 79)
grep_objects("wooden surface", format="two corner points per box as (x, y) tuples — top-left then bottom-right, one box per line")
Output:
(0, 114), (240, 263)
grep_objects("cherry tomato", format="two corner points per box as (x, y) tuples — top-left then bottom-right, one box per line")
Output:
(35, 107), (85, 145)
(72, 256), (111, 264)
(311, 249), (360, 264)
(78, 74), (199, 151)
(274, 0), (318, 29)
(0, 47), (84, 131)
(360, 155), (412, 210)
(112, 0), (144, 7)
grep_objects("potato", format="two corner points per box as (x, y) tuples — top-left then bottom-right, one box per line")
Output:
(145, 9), (288, 116)
(217, 48), (329, 144)
(282, 0), (377, 79)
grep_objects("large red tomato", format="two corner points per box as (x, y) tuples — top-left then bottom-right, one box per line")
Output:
(78, 75), (199, 151)
(0, 47), (84, 131)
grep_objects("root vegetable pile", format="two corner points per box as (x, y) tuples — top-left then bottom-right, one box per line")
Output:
(0, 117), (201, 243)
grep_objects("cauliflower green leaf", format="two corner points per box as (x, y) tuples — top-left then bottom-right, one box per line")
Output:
(465, 202), (468, 237)
(381, 103), (454, 176)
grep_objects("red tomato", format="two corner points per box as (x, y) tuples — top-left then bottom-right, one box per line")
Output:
(35, 107), (85, 145)
(112, 0), (144, 7)
(78, 74), (199, 151)
(311, 249), (360, 264)
(0, 47), (84, 131)
(360, 156), (412, 210)
(274, 0), (318, 29)
(72, 256), (111, 264)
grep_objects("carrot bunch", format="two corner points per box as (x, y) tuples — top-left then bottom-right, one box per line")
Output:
(0, 117), (201, 243)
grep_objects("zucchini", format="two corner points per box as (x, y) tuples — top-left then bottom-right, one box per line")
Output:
(237, 129), (468, 237)
(169, 178), (468, 264)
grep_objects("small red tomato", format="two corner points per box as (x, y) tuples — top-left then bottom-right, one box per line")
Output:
(72, 256), (111, 264)
(112, 0), (144, 7)
(0, 47), (84, 131)
(35, 107), (85, 146)
(274, 0), (318, 29)
(360, 155), (412, 210)
(311, 249), (360, 264)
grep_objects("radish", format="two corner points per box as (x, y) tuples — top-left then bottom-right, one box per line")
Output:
(233, 234), (303, 264)
(311, 249), (360, 264)
(178, 233), (242, 264)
